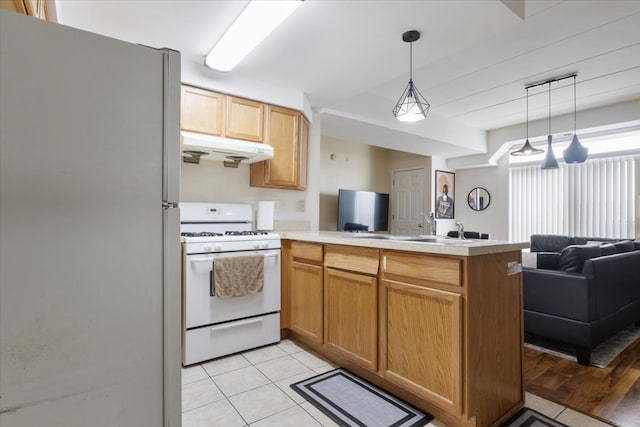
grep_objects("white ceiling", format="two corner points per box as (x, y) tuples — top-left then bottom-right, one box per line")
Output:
(55, 0), (640, 158)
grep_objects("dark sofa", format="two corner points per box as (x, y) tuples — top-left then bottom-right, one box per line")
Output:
(523, 234), (640, 365)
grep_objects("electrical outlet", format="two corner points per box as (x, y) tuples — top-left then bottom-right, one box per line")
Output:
(296, 200), (306, 212)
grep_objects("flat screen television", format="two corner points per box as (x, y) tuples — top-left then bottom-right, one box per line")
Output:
(337, 189), (389, 232)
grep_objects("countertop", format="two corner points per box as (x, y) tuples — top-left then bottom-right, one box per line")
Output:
(280, 231), (529, 256)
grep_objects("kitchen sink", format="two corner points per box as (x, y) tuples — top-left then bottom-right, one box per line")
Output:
(346, 234), (476, 244)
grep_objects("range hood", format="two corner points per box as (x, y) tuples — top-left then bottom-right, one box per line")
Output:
(181, 131), (274, 167)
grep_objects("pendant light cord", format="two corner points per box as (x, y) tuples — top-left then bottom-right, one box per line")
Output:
(548, 82), (551, 135)
(526, 88), (529, 138)
(573, 75), (577, 132)
(409, 42), (413, 81)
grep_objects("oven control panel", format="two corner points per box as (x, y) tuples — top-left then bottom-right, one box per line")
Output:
(184, 238), (281, 254)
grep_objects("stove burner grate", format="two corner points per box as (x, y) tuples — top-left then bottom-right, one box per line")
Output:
(181, 231), (223, 237)
(224, 230), (269, 236)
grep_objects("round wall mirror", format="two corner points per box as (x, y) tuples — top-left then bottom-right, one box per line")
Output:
(467, 187), (491, 211)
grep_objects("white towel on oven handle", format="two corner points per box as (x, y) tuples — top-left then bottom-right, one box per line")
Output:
(211, 254), (264, 298)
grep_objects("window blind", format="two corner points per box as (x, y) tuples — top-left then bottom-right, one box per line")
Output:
(509, 155), (638, 242)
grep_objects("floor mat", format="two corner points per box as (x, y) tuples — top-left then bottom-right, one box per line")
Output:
(290, 368), (432, 427)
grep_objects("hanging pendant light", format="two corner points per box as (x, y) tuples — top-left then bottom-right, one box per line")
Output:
(541, 82), (559, 169)
(563, 75), (588, 163)
(511, 87), (544, 156)
(392, 30), (430, 122)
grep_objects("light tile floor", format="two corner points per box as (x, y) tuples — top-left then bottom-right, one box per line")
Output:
(182, 339), (612, 427)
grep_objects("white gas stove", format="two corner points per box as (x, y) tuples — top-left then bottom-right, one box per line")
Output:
(180, 202), (281, 365)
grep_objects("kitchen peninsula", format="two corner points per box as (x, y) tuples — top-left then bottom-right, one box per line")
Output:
(280, 232), (529, 427)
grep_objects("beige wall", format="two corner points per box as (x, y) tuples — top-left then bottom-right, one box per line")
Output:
(319, 136), (431, 231)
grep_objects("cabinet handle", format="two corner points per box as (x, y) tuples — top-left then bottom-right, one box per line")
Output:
(383, 255), (387, 270)
(210, 317), (263, 332)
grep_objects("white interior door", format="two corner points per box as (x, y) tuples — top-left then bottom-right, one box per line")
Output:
(392, 168), (425, 236)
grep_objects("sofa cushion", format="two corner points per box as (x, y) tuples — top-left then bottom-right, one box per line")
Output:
(558, 244), (602, 272)
(600, 243), (617, 256)
(573, 237), (588, 245)
(530, 234), (573, 253)
(633, 238), (640, 250)
(537, 252), (561, 270)
(613, 240), (635, 253)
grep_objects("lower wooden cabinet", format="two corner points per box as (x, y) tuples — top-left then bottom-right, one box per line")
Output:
(290, 261), (323, 344)
(325, 268), (377, 370)
(380, 279), (462, 414)
(283, 240), (524, 427)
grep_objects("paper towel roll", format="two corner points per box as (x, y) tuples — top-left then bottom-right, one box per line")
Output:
(257, 201), (275, 231)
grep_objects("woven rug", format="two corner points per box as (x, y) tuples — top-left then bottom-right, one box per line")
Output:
(290, 368), (432, 427)
(501, 408), (568, 426)
(524, 324), (640, 368)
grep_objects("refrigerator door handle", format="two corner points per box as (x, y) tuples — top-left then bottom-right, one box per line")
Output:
(163, 201), (179, 209)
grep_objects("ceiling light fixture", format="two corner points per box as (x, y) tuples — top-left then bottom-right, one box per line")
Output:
(205, 0), (302, 72)
(392, 30), (430, 122)
(511, 87), (544, 156)
(541, 81), (559, 169)
(563, 75), (589, 163)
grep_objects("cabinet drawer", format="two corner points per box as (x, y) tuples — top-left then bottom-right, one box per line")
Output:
(325, 245), (379, 275)
(382, 251), (462, 287)
(183, 313), (280, 366)
(291, 241), (323, 263)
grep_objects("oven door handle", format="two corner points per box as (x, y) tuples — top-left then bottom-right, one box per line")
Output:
(210, 317), (263, 332)
(190, 257), (215, 263)
(191, 252), (278, 264)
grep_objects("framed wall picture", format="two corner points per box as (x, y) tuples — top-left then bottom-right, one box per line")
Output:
(435, 170), (455, 219)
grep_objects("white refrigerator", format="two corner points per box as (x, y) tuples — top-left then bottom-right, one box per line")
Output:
(0, 11), (181, 427)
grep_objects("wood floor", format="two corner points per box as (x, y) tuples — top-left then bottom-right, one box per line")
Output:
(524, 338), (640, 427)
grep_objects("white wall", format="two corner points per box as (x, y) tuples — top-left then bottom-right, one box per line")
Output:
(455, 158), (510, 240)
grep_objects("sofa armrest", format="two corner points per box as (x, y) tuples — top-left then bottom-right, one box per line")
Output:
(523, 268), (595, 322)
(520, 251), (560, 269)
(583, 251), (640, 318)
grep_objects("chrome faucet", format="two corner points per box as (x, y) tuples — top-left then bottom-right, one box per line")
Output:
(455, 221), (464, 239)
(420, 212), (437, 235)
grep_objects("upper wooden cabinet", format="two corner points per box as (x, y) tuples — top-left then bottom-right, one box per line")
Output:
(225, 96), (264, 142)
(181, 85), (225, 137)
(180, 85), (265, 143)
(1, 0), (51, 20)
(180, 84), (309, 190)
(250, 105), (309, 190)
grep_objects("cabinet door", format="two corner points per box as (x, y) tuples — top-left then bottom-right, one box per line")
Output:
(251, 105), (301, 189)
(264, 105), (298, 187)
(226, 96), (264, 142)
(297, 115), (309, 189)
(290, 261), (323, 344)
(181, 85), (224, 136)
(380, 279), (462, 414)
(325, 268), (377, 371)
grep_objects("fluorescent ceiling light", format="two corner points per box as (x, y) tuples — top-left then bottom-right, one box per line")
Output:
(205, 0), (302, 72)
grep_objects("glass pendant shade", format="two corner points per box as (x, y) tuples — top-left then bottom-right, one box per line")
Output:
(541, 135), (559, 169)
(393, 80), (430, 122)
(563, 76), (588, 163)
